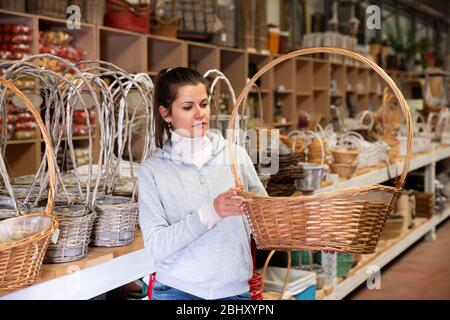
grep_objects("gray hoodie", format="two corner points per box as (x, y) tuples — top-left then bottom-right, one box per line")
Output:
(138, 131), (267, 299)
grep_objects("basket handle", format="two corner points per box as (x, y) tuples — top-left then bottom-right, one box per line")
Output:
(261, 250), (292, 300)
(227, 47), (413, 190)
(0, 77), (56, 216)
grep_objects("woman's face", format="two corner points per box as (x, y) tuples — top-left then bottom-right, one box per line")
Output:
(160, 83), (210, 137)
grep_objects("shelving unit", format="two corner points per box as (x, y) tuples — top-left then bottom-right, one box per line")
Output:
(2, 9), (446, 301)
(99, 26), (147, 72)
(147, 35), (187, 74)
(3, 144), (449, 300)
(1, 9), (422, 178)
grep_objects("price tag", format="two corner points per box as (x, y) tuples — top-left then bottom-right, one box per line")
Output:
(51, 228), (60, 244)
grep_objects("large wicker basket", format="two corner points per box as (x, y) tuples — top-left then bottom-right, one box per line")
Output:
(0, 77), (58, 291)
(227, 48), (413, 254)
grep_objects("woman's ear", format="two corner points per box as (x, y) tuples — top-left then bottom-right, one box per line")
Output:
(159, 105), (171, 123)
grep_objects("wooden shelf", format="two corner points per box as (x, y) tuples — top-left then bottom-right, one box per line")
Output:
(250, 88), (271, 94)
(274, 89), (294, 94)
(6, 139), (37, 145)
(295, 58), (313, 94)
(297, 92), (312, 96)
(248, 52), (272, 91)
(274, 59), (295, 93)
(148, 35), (187, 73)
(38, 17), (97, 60)
(313, 60), (330, 89)
(100, 27), (147, 72)
(220, 48), (247, 96)
(274, 122), (294, 127)
(188, 42), (219, 75)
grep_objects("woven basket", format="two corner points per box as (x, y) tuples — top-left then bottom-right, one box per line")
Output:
(26, 0), (68, 19)
(91, 196), (138, 247)
(227, 48), (413, 254)
(44, 205), (96, 263)
(0, 77), (58, 291)
(330, 163), (357, 179)
(331, 148), (359, 164)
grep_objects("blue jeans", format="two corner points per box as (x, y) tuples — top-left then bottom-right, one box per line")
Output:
(151, 280), (251, 300)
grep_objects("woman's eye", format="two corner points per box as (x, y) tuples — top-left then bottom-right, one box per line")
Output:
(201, 103), (209, 108)
(183, 106), (192, 110)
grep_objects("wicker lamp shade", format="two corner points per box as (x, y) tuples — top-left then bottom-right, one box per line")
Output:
(0, 77), (58, 291)
(227, 48), (413, 254)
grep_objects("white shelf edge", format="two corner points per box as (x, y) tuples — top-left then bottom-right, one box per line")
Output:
(2, 249), (154, 300)
(317, 145), (450, 194)
(326, 207), (450, 300)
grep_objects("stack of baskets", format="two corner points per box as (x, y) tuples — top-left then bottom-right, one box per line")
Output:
(265, 142), (304, 196)
(330, 137), (359, 179)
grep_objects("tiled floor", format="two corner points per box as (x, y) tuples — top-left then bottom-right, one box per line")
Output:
(348, 218), (450, 300)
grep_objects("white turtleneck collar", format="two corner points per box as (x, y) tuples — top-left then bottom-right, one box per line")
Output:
(170, 129), (212, 169)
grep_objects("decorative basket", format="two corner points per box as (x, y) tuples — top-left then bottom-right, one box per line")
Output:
(151, 17), (180, 38)
(227, 47), (413, 254)
(415, 192), (434, 219)
(331, 148), (359, 164)
(104, 0), (151, 33)
(0, 77), (58, 291)
(84, 0), (105, 25)
(330, 162), (357, 179)
(380, 215), (406, 240)
(92, 196), (138, 247)
(26, 0), (68, 19)
(0, 0), (26, 12)
(44, 205), (96, 263)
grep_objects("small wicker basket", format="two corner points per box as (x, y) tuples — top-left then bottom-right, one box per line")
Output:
(0, 77), (58, 291)
(227, 48), (413, 254)
(92, 196), (138, 247)
(330, 163), (358, 179)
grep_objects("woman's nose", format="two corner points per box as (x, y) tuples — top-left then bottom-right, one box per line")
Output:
(194, 105), (205, 118)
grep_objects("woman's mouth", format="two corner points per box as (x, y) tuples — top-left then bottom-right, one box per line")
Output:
(193, 121), (207, 128)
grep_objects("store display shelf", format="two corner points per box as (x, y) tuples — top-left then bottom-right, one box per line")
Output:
(325, 206), (450, 300)
(1, 231), (153, 300)
(3, 146), (450, 300)
(6, 139), (36, 145)
(317, 144), (447, 194)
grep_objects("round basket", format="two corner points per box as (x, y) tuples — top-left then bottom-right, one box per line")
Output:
(0, 77), (58, 291)
(91, 196), (139, 247)
(227, 48), (413, 254)
(44, 205), (96, 263)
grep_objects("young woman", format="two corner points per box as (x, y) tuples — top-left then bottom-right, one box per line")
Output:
(138, 67), (267, 300)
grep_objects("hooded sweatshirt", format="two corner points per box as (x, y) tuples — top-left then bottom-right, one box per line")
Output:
(138, 131), (267, 299)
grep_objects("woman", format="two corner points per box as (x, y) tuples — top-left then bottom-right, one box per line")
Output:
(138, 67), (267, 300)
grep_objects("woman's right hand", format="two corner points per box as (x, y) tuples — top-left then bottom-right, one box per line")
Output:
(213, 188), (246, 218)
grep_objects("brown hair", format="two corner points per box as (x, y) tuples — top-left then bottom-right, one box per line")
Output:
(153, 67), (208, 149)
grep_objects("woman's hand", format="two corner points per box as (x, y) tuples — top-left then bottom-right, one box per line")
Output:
(214, 188), (246, 218)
